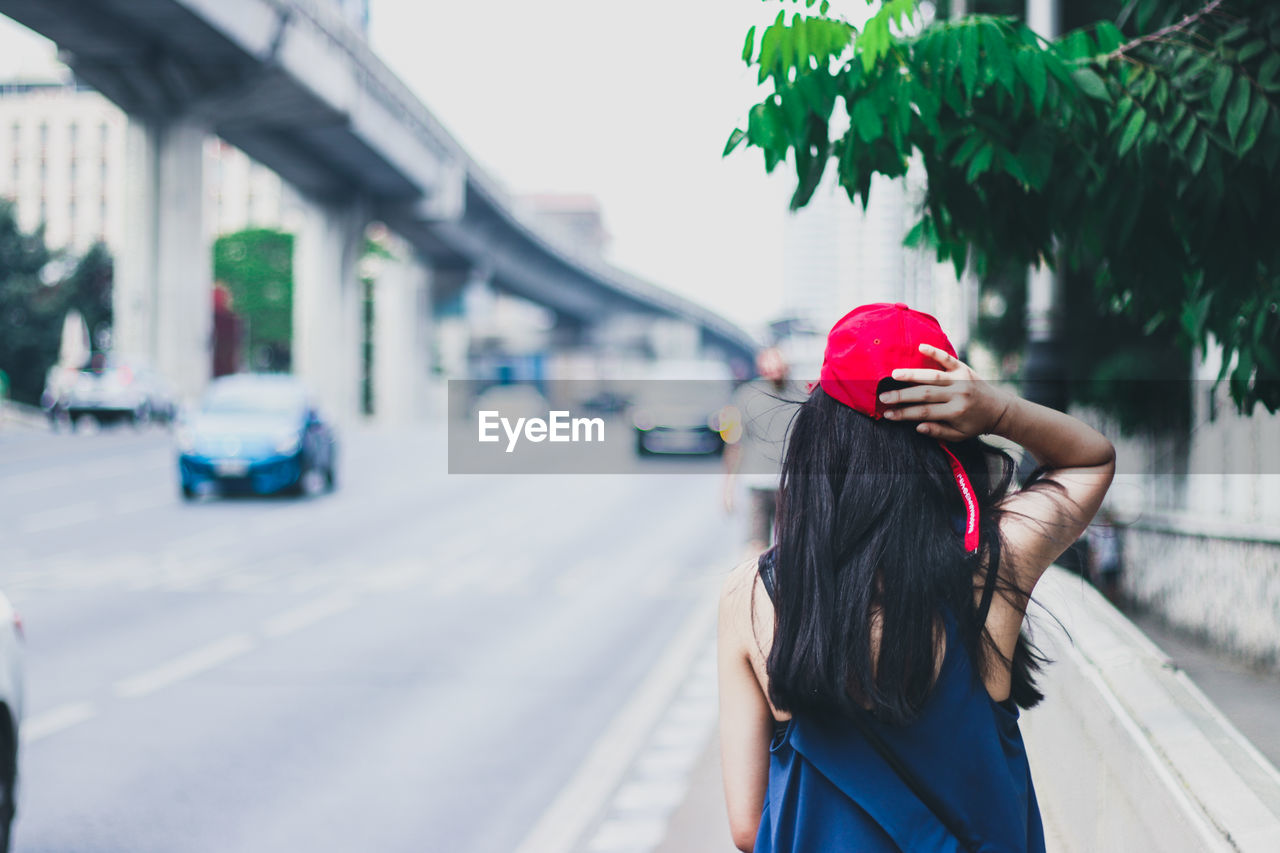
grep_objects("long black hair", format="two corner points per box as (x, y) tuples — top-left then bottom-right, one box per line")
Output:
(766, 386), (1049, 726)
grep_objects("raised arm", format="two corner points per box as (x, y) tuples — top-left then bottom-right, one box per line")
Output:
(984, 393), (1116, 587)
(879, 344), (1116, 591)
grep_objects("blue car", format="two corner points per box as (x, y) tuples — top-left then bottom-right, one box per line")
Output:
(177, 374), (337, 500)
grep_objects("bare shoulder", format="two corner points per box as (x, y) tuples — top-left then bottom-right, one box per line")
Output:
(719, 556), (776, 650)
(719, 557), (761, 638)
(719, 554), (785, 719)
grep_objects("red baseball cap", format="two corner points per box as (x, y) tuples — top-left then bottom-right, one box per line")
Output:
(819, 302), (958, 418)
(818, 302), (979, 553)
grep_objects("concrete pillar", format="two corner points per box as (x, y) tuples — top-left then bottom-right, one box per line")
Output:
(292, 196), (368, 422)
(372, 249), (432, 424)
(115, 116), (211, 403)
(1021, 0), (1068, 412)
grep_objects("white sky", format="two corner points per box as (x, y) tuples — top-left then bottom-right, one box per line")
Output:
(367, 0), (795, 333)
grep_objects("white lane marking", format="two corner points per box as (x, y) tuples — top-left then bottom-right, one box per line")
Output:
(633, 744), (702, 780)
(1, 454), (169, 497)
(361, 559), (434, 593)
(513, 590), (719, 853)
(262, 592), (355, 638)
(586, 818), (668, 852)
(19, 500), (101, 533)
(113, 488), (173, 516)
(114, 633), (256, 699)
(611, 780), (686, 813)
(21, 701), (97, 743)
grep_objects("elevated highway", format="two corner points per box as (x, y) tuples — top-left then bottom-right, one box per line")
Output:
(0, 0), (757, 415)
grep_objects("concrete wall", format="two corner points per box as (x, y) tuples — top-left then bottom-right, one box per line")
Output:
(1021, 568), (1280, 852)
(1121, 515), (1280, 669)
(1074, 379), (1280, 670)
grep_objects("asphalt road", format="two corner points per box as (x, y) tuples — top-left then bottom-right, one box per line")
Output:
(0, 420), (743, 853)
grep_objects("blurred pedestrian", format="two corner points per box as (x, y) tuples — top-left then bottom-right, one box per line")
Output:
(721, 348), (808, 554)
(718, 303), (1115, 852)
(212, 285), (242, 378)
(1087, 506), (1124, 605)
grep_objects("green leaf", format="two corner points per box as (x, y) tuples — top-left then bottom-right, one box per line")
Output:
(1208, 64), (1232, 118)
(1015, 50), (1047, 114)
(1225, 76), (1250, 144)
(792, 13), (809, 71)
(795, 70), (836, 118)
(1060, 30), (1095, 62)
(747, 99), (786, 152)
(960, 24), (979, 100)
(950, 132), (984, 167)
(1236, 39), (1267, 65)
(757, 11), (785, 84)
(1072, 67), (1109, 101)
(981, 21), (1015, 96)
(742, 26), (756, 64)
(1238, 93), (1270, 156)
(723, 127), (746, 157)
(902, 219), (928, 249)
(780, 86), (810, 142)
(1093, 22), (1124, 53)
(1118, 108), (1146, 157)
(1110, 96), (1134, 133)
(858, 13), (889, 73)
(966, 144), (994, 182)
(1172, 112), (1197, 152)
(851, 97), (883, 143)
(1261, 54), (1280, 92)
(1188, 129), (1209, 174)
(1219, 20), (1250, 47)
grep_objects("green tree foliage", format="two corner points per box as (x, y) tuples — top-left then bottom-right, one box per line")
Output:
(62, 241), (114, 352)
(727, 0), (1280, 415)
(212, 228), (293, 370)
(0, 201), (56, 405)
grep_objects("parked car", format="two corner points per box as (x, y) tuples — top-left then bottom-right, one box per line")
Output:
(52, 356), (176, 428)
(631, 359), (735, 456)
(176, 374), (337, 500)
(0, 591), (24, 853)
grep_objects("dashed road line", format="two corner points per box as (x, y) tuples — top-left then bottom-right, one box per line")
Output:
(113, 633), (256, 699)
(19, 500), (101, 534)
(514, 587), (719, 853)
(21, 701), (97, 744)
(262, 592), (356, 638)
(577, 644), (719, 853)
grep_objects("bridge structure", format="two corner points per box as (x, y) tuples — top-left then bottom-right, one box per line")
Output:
(0, 0), (758, 420)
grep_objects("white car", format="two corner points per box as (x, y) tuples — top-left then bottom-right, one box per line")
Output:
(0, 592), (23, 853)
(631, 359), (736, 456)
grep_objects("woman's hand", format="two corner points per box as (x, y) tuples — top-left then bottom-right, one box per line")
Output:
(877, 344), (1017, 443)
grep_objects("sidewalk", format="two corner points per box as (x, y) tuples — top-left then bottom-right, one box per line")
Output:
(653, 734), (734, 853)
(1126, 607), (1280, 769)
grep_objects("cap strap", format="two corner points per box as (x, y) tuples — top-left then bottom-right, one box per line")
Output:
(938, 443), (980, 553)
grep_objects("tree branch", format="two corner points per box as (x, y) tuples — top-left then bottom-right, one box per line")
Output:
(1107, 0), (1226, 61)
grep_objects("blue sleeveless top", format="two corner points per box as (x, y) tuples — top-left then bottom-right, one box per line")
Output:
(756, 558), (1046, 852)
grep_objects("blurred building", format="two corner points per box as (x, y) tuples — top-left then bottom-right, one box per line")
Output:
(519, 193), (610, 258)
(0, 76), (122, 252)
(0, 75), (292, 253)
(781, 165), (974, 353)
